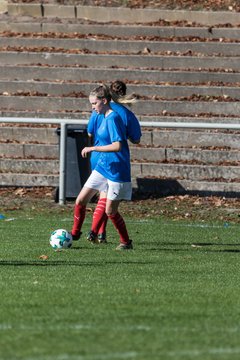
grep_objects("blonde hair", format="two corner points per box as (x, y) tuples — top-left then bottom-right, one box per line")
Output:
(111, 91), (137, 105)
(90, 83), (137, 106)
(89, 84), (111, 103)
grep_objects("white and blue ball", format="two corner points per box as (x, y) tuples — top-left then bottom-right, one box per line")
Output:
(50, 229), (72, 250)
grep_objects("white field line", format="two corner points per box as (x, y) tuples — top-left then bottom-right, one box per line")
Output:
(3, 216), (240, 229)
(167, 347), (240, 357)
(0, 323), (151, 332)
(20, 347), (240, 360)
(1, 324), (240, 358)
(24, 353), (138, 360)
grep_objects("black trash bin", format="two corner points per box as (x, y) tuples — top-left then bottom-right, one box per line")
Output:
(56, 124), (91, 200)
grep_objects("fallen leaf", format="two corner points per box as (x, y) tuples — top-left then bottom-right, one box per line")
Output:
(39, 255), (49, 260)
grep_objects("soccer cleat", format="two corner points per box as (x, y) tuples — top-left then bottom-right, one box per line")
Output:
(71, 231), (82, 241)
(98, 232), (107, 244)
(87, 230), (98, 244)
(115, 240), (133, 251)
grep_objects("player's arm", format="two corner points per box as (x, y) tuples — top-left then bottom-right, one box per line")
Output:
(94, 141), (121, 152)
(81, 141), (121, 158)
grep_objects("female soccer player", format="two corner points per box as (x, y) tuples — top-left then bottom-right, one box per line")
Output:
(87, 80), (142, 244)
(71, 84), (134, 250)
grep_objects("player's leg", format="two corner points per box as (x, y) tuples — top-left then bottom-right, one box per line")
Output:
(71, 170), (106, 240)
(71, 186), (97, 240)
(106, 181), (133, 250)
(97, 192), (108, 243)
(88, 191), (108, 244)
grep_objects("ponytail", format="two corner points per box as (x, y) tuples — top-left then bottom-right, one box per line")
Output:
(89, 83), (137, 106)
(110, 82), (137, 105)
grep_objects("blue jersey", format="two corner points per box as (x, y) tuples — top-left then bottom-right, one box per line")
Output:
(89, 111), (131, 182)
(111, 102), (142, 143)
(88, 111), (104, 170)
(88, 102), (141, 169)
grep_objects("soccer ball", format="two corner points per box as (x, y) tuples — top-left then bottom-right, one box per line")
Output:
(50, 229), (73, 250)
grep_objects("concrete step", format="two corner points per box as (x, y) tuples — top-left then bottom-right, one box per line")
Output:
(131, 177), (240, 197)
(0, 173), (59, 187)
(7, 4), (240, 26)
(2, 126), (238, 143)
(1, 66), (239, 84)
(1, 138), (239, 165)
(1, 51), (239, 70)
(141, 129), (240, 149)
(1, 96), (240, 117)
(1, 81), (239, 100)
(132, 162), (240, 181)
(0, 126), (58, 143)
(130, 147), (240, 164)
(1, 126), (239, 161)
(1, 126), (239, 145)
(0, 159), (240, 188)
(1, 37), (240, 56)
(0, 109), (91, 119)
(0, 158), (59, 174)
(0, 143), (58, 159)
(1, 21), (240, 40)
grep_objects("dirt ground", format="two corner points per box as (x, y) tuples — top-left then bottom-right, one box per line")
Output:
(0, 186), (240, 224)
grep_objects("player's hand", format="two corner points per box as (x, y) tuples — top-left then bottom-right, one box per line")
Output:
(81, 147), (94, 158)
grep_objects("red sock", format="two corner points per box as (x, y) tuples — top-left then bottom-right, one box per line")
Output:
(98, 216), (108, 235)
(91, 198), (108, 235)
(71, 203), (86, 236)
(108, 212), (130, 244)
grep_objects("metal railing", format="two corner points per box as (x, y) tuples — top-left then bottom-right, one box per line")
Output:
(1, 117), (240, 205)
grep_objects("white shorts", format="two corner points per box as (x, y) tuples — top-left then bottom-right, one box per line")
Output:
(84, 170), (132, 201)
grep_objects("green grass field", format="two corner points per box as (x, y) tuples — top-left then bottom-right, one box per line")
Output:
(1, 201), (240, 360)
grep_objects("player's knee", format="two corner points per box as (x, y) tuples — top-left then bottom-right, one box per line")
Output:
(106, 208), (117, 217)
(76, 188), (96, 205)
(76, 199), (84, 206)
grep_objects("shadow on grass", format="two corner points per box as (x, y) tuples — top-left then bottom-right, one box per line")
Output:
(0, 260), (103, 266)
(146, 247), (240, 253)
(146, 241), (240, 253)
(163, 242), (240, 247)
(191, 243), (240, 253)
(0, 259), (158, 266)
(191, 242), (240, 247)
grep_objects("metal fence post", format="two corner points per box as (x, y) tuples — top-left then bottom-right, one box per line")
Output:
(59, 122), (67, 205)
